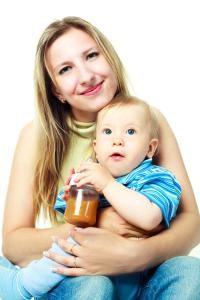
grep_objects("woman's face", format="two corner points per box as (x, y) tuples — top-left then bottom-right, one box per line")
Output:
(46, 28), (118, 122)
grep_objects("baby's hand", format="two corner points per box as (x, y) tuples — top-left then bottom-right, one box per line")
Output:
(62, 168), (75, 202)
(61, 184), (71, 202)
(76, 162), (114, 193)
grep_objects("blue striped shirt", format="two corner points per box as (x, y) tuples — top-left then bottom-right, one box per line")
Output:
(55, 159), (181, 227)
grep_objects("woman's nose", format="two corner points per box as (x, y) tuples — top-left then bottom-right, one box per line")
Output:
(78, 65), (94, 85)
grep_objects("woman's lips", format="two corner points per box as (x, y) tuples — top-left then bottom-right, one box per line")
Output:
(80, 82), (103, 96)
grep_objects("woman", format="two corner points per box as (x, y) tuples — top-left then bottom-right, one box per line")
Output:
(1, 16), (200, 299)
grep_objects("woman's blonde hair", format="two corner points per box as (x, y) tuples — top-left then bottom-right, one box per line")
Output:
(33, 16), (130, 223)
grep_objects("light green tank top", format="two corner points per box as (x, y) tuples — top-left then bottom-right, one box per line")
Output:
(59, 117), (96, 189)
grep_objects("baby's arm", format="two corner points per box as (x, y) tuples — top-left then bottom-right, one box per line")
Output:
(102, 181), (162, 231)
(75, 162), (162, 231)
(76, 161), (181, 231)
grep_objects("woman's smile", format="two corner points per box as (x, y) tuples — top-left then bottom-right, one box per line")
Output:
(79, 81), (103, 96)
(46, 28), (118, 121)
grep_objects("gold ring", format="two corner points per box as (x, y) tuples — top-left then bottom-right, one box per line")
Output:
(74, 256), (77, 268)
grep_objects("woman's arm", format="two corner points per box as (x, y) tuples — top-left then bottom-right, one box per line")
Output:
(2, 121), (74, 267)
(47, 211), (200, 276)
(139, 108), (200, 256)
(45, 109), (200, 275)
(153, 108), (199, 215)
(137, 108), (200, 254)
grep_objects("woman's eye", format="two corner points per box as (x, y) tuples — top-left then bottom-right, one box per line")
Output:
(127, 128), (135, 135)
(103, 128), (112, 135)
(59, 66), (71, 75)
(87, 52), (99, 60)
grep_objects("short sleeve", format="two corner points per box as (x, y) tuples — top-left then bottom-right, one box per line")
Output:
(54, 187), (66, 214)
(136, 170), (181, 227)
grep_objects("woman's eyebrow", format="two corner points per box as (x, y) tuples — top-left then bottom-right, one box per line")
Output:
(53, 60), (71, 72)
(54, 46), (98, 72)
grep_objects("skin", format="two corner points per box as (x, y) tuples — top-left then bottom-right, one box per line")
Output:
(47, 28), (118, 122)
(71, 104), (162, 230)
(48, 108), (200, 276)
(93, 104), (158, 177)
(2, 28), (200, 274)
(2, 28), (120, 266)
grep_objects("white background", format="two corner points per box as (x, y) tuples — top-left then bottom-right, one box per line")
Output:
(0, 0), (199, 256)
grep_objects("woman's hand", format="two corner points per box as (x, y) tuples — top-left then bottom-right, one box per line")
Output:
(97, 207), (164, 238)
(45, 214), (200, 278)
(45, 227), (146, 276)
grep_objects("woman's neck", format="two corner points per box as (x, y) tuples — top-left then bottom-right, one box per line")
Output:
(71, 108), (97, 122)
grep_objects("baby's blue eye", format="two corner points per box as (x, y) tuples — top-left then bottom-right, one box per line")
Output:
(127, 128), (135, 135)
(103, 128), (112, 135)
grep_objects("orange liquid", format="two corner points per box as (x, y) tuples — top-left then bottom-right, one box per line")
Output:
(65, 186), (99, 227)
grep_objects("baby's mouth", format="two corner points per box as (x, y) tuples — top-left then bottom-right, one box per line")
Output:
(110, 152), (124, 160)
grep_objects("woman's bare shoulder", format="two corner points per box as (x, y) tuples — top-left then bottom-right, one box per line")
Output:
(11, 119), (40, 175)
(17, 120), (39, 154)
(150, 106), (168, 124)
(19, 120), (37, 139)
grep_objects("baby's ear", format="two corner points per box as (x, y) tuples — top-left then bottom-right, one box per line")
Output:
(147, 138), (159, 158)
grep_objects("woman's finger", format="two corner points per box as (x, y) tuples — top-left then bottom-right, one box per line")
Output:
(52, 236), (80, 256)
(52, 265), (88, 277)
(45, 249), (81, 268)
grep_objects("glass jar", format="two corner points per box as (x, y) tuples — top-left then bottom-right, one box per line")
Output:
(64, 184), (99, 227)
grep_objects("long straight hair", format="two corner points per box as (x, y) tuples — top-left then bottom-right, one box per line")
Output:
(33, 16), (130, 223)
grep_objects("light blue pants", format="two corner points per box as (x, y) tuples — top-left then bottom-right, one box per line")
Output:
(0, 254), (115, 300)
(0, 244), (200, 300)
(113, 256), (200, 299)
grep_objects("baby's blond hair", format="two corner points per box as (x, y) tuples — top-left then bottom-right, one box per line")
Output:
(97, 95), (159, 140)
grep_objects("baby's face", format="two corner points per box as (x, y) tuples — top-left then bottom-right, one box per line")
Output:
(94, 105), (153, 177)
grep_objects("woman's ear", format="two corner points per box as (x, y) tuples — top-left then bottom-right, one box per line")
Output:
(93, 139), (98, 159)
(147, 138), (159, 158)
(51, 85), (65, 103)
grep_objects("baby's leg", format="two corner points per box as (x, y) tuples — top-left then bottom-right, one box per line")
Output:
(17, 236), (77, 298)
(0, 256), (31, 300)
